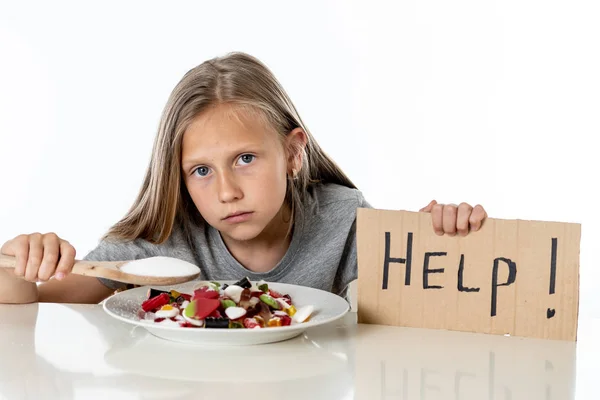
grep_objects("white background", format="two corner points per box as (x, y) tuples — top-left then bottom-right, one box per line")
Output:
(1, 1), (598, 317)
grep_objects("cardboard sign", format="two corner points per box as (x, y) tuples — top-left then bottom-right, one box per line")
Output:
(356, 208), (581, 341)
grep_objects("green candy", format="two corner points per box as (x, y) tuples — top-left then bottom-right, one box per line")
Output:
(258, 283), (269, 293)
(259, 294), (280, 310)
(229, 320), (244, 329)
(210, 281), (221, 290)
(183, 300), (197, 318)
(220, 299), (236, 309)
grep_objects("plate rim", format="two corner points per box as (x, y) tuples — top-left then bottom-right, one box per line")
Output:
(102, 280), (350, 334)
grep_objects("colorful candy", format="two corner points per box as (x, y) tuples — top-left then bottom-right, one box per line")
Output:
(138, 277), (315, 329)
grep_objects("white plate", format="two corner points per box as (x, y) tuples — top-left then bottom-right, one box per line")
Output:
(103, 280), (349, 346)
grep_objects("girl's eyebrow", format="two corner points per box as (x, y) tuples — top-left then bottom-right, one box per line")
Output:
(181, 144), (261, 168)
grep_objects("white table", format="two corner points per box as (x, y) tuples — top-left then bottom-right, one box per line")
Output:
(0, 303), (597, 399)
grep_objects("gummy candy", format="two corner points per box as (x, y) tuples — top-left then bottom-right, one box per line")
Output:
(243, 317), (261, 329)
(259, 294), (280, 310)
(225, 306), (247, 320)
(193, 286), (220, 300)
(141, 293), (170, 312)
(224, 285), (244, 303)
(232, 276), (252, 289)
(139, 278), (315, 330)
(292, 305), (314, 323)
(220, 299), (236, 309)
(205, 317), (230, 329)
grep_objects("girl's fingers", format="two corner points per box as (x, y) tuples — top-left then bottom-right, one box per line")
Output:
(431, 203), (444, 235)
(38, 233), (61, 281)
(7, 235), (30, 277)
(24, 233), (43, 282)
(442, 204), (458, 236)
(55, 241), (76, 280)
(419, 199), (437, 212)
(469, 204), (488, 231)
(456, 202), (473, 236)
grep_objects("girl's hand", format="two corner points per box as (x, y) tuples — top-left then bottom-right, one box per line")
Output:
(0, 233), (76, 282)
(419, 200), (487, 236)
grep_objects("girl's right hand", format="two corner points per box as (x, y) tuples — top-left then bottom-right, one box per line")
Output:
(0, 233), (76, 282)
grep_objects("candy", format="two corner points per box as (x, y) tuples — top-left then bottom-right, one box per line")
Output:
(193, 286), (220, 300)
(257, 282), (268, 293)
(225, 306), (247, 320)
(205, 317), (230, 329)
(224, 285), (244, 303)
(155, 304), (179, 318)
(282, 294), (293, 305)
(243, 317), (261, 329)
(257, 302), (272, 325)
(184, 298), (220, 320)
(280, 314), (292, 326)
(238, 288), (252, 309)
(220, 299), (236, 309)
(146, 288), (170, 300)
(285, 305), (297, 317)
(139, 278), (315, 330)
(182, 312), (204, 327)
(276, 298), (290, 309)
(141, 293), (170, 312)
(229, 320), (244, 329)
(232, 276), (252, 289)
(259, 294), (280, 310)
(292, 305), (314, 323)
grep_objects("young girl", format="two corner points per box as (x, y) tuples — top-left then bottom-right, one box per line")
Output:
(0, 52), (487, 305)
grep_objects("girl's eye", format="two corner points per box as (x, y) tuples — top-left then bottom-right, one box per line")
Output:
(193, 166), (210, 177)
(238, 154), (255, 165)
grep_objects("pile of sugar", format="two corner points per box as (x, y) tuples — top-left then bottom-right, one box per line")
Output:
(120, 256), (200, 277)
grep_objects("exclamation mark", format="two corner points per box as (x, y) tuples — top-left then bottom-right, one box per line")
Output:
(547, 238), (557, 319)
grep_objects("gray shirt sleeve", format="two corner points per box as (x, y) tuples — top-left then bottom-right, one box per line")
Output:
(331, 191), (373, 298)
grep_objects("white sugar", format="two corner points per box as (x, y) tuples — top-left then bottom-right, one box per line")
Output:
(120, 256), (200, 277)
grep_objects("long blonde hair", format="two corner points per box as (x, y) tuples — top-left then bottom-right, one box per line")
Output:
(105, 52), (356, 244)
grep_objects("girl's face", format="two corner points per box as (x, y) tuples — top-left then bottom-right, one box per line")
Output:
(181, 103), (299, 244)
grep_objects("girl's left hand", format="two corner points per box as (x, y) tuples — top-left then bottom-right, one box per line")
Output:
(419, 200), (487, 236)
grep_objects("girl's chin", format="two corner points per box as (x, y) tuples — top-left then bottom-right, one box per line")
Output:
(218, 224), (265, 243)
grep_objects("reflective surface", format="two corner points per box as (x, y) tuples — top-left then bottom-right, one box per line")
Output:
(0, 303), (597, 399)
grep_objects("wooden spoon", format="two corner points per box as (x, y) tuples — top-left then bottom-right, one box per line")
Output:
(0, 254), (201, 286)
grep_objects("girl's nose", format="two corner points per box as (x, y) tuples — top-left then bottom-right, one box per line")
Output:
(217, 171), (243, 203)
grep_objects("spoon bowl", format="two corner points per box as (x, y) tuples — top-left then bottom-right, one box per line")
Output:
(0, 254), (201, 286)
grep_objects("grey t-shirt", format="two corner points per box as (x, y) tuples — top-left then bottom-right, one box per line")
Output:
(84, 183), (371, 298)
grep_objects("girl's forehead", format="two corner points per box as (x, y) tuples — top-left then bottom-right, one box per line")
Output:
(190, 103), (271, 134)
(181, 103), (282, 159)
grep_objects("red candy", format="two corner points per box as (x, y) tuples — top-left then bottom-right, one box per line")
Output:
(180, 293), (192, 301)
(243, 317), (261, 329)
(193, 298), (221, 320)
(280, 314), (292, 326)
(268, 289), (283, 298)
(141, 293), (170, 312)
(193, 287), (220, 300)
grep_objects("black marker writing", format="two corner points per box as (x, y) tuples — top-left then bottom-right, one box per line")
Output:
(491, 257), (517, 317)
(547, 238), (558, 319)
(382, 232), (413, 290)
(457, 254), (481, 292)
(423, 252), (446, 289)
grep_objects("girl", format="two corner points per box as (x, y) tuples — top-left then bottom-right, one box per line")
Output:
(0, 52), (487, 304)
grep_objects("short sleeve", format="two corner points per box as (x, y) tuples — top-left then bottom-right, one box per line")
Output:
(331, 190), (372, 298)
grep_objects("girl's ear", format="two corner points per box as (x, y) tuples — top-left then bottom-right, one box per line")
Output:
(285, 128), (308, 176)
